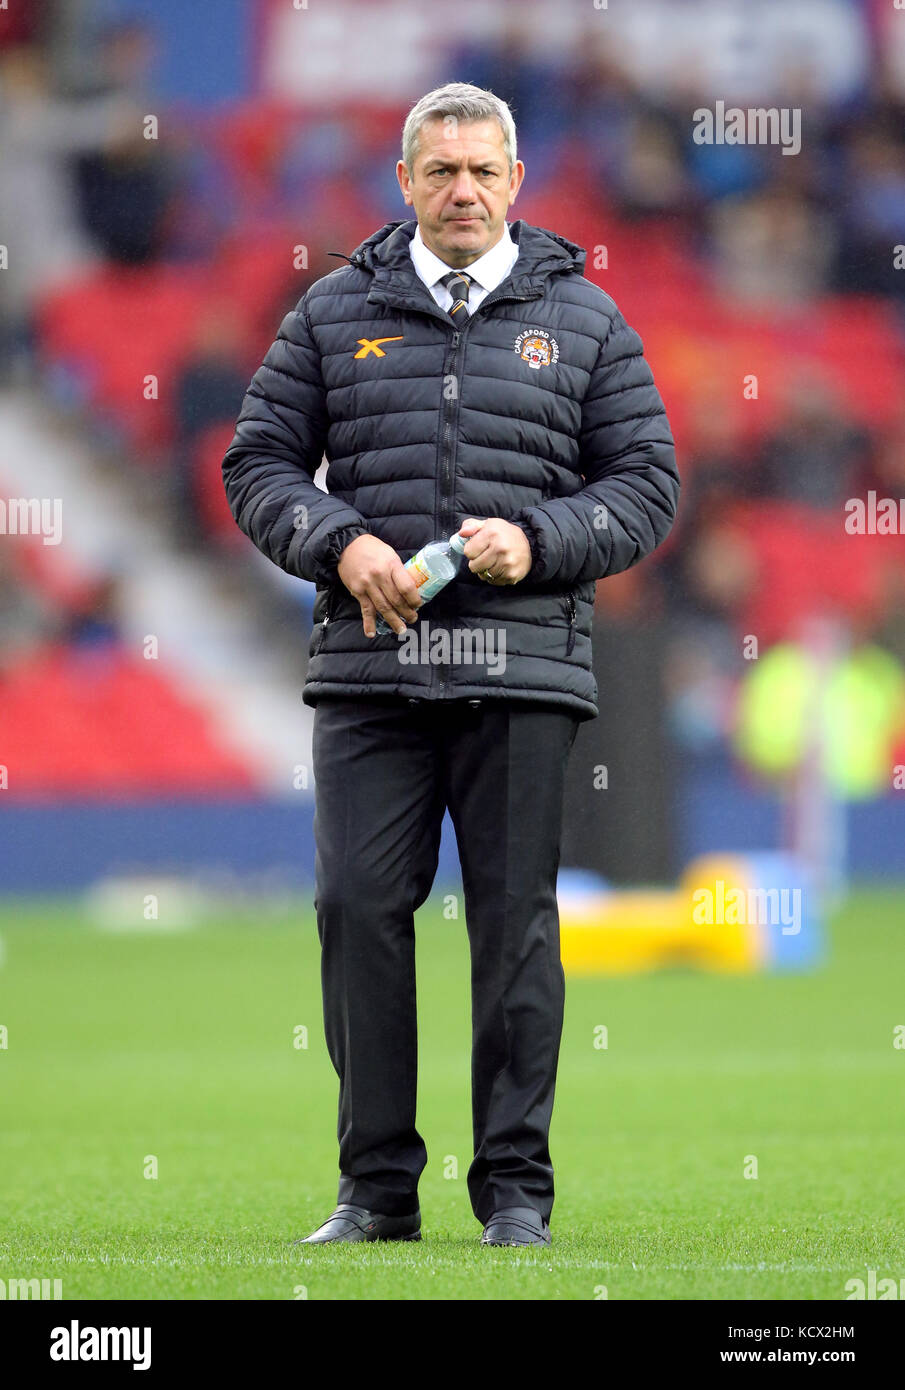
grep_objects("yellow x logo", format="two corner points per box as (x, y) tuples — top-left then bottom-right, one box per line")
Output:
(354, 336), (404, 359)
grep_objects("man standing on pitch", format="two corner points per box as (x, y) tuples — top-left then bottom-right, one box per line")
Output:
(222, 83), (679, 1246)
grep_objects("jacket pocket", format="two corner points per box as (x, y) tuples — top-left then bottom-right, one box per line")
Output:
(563, 590), (577, 656)
(312, 584), (340, 655)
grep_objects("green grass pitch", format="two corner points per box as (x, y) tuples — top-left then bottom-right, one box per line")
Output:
(1, 890), (903, 1300)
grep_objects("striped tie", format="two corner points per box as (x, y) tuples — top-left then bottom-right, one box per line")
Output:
(440, 270), (472, 322)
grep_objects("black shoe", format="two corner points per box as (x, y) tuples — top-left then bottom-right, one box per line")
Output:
(293, 1203), (422, 1244)
(481, 1206), (551, 1246)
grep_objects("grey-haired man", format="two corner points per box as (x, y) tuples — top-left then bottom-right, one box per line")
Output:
(223, 82), (679, 1247)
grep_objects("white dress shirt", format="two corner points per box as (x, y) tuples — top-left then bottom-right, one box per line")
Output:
(409, 221), (519, 315)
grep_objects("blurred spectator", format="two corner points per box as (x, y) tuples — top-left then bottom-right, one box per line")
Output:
(0, 546), (57, 677)
(176, 304), (249, 442)
(834, 124), (905, 301)
(71, 22), (176, 265)
(445, 16), (574, 183)
(858, 413), (905, 501)
(615, 113), (691, 222)
(675, 519), (757, 627)
(62, 575), (121, 650)
(750, 375), (869, 510)
(569, 42), (645, 196)
(170, 302), (251, 542)
(0, 43), (141, 376)
(709, 185), (835, 305)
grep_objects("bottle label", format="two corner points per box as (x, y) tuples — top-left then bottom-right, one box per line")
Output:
(409, 557), (431, 588)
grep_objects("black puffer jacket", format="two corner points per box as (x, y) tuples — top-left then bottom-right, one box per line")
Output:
(222, 218), (679, 720)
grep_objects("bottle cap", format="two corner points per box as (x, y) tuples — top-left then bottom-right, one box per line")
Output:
(449, 532), (467, 554)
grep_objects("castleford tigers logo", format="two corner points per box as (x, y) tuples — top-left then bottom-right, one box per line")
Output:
(514, 328), (560, 370)
(354, 336), (403, 358)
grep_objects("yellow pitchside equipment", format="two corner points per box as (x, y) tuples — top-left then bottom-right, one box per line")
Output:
(557, 853), (821, 976)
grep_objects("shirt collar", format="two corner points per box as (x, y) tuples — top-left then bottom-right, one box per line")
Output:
(410, 221), (517, 291)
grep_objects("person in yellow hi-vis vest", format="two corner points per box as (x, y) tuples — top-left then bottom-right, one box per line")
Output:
(734, 641), (905, 802)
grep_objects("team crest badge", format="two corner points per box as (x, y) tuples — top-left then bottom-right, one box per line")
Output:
(514, 328), (560, 370)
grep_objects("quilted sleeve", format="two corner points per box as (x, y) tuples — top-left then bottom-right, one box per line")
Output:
(221, 291), (370, 587)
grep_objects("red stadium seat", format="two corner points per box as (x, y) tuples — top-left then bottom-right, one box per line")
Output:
(36, 264), (214, 451)
(1, 644), (261, 800)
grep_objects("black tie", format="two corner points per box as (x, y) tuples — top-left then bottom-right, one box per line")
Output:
(440, 270), (472, 322)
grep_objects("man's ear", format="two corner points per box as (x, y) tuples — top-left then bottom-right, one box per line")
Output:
(396, 160), (414, 206)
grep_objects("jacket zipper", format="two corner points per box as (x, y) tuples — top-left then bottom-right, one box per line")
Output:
(317, 584), (339, 651)
(395, 283), (543, 529)
(432, 288), (542, 696)
(439, 328), (462, 539)
(349, 280), (545, 695)
(565, 592), (577, 656)
(437, 289), (540, 542)
(319, 258), (577, 692)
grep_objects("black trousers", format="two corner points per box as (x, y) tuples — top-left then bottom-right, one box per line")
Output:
(311, 695), (580, 1224)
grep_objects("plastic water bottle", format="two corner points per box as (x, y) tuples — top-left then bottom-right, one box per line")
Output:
(376, 531), (468, 634)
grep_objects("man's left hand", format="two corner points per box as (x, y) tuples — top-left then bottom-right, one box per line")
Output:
(459, 517), (532, 585)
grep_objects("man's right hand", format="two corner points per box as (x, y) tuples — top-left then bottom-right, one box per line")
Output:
(336, 534), (423, 637)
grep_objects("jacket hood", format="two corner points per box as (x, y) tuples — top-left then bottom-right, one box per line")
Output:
(331, 219), (586, 289)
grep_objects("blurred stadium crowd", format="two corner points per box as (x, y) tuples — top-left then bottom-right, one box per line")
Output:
(1, 0), (904, 869)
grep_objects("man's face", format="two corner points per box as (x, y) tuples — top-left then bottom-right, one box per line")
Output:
(397, 118), (525, 267)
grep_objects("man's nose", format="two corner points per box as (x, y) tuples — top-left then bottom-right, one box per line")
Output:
(450, 170), (477, 202)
